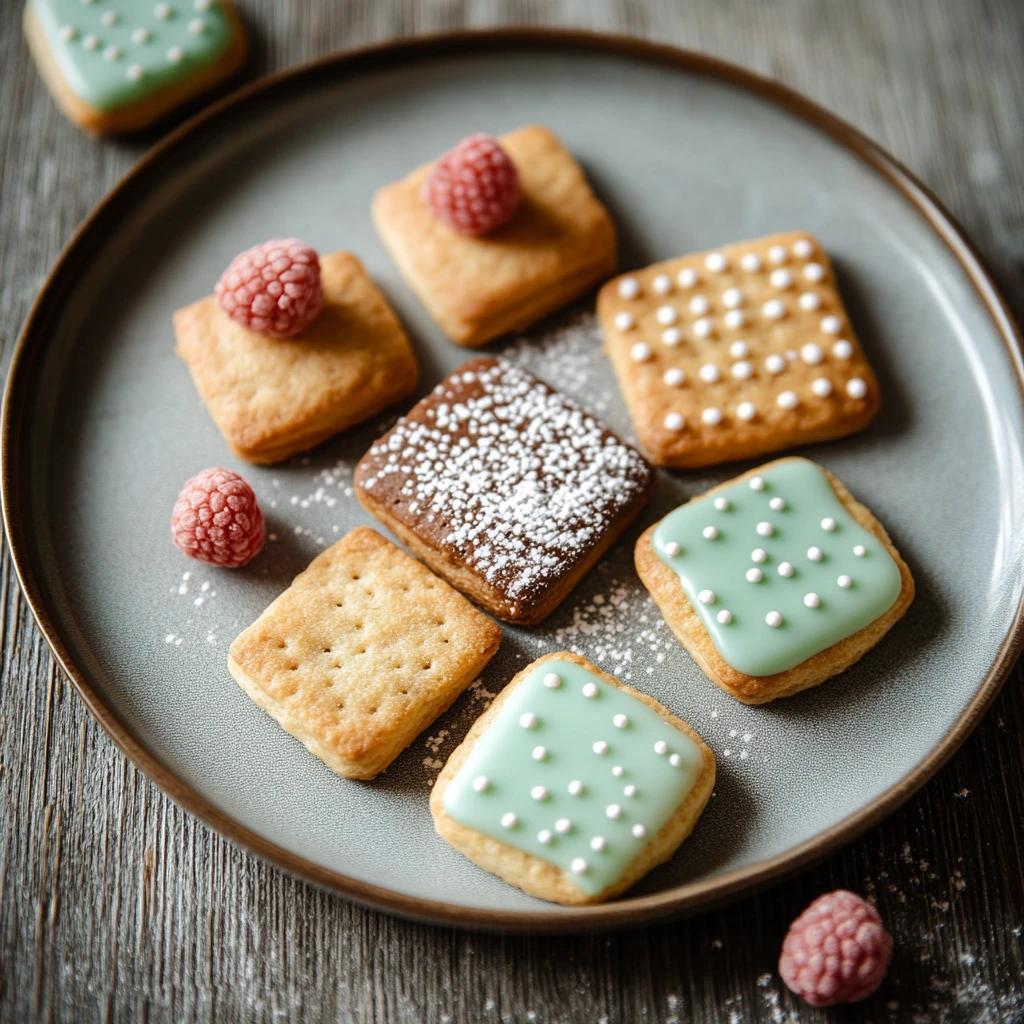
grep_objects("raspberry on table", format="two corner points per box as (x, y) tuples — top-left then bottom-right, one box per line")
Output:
(171, 468), (265, 568)
(215, 239), (324, 338)
(778, 889), (893, 1006)
(421, 133), (521, 236)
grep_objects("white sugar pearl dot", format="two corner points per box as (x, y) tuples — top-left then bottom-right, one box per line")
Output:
(730, 340), (749, 358)
(777, 390), (799, 410)
(769, 497), (786, 511)
(167, 45), (184, 62)
(501, 812), (517, 828)
(189, 17), (206, 32)
(630, 342), (652, 363)
(731, 360), (752, 380)
(670, 753), (683, 767)
(833, 340), (854, 359)
(543, 672), (562, 689)
(593, 741), (609, 755)
(793, 239), (814, 258)
(714, 497), (730, 511)
(582, 682), (598, 699)
(664, 367), (685, 387)
(663, 540), (681, 557)
(821, 517), (837, 532)
(722, 288), (743, 308)
(778, 562), (795, 577)
(765, 354), (786, 374)
(770, 269), (792, 289)
(702, 406), (723, 426)
(612, 765), (624, 777)
(702, 526), (719, 541)
(847, 377), (868, 399)
(768, 245), (788, 264)
(126, 63), (144, 81)
(812, 377), (834, 397)
(531, 785), (548, 800)
(746, 567), (763, 583)
(821, 315), (842, 334)
(606, 804), (622, 819)
(472, 775), (489, 792)
(155, 2), (173, 17)
(808, 546), (823, 562)
(652, 273), (672, 294)
(741, 252), (762, 272)
(555, 818), (572, 834)
(624, 784), (637, 797)
(632, 824), (647, 839)
(82, 34), (100, 49)
(662, 327), (683, 347)
(688, 295), (709, 316)
(194, 0), (213, 9)
(693, 317), (714, 338)
(699, 363), (720, 383)
(532, 746), (547, 761)
(678, 267), (698, 287)
(131, 28), (151, 42)
(103, 45), (122, 61)
(571, 857), (588, 874)
(698, 589), (716, 605)
(664, 412), (685, 432)
(538, 829), (553, 845)
(803, 262), (825, 282)
(737, 401), (756, 421)
(804, 592), (821, 608)
(724, 310), (746, 329)
(750, 476), (765, 491)
(801, 342), (824, 365)
(657, 305), (678, 325)
(654, 741), (669, 755)
(705, 252), (727, 272)
(756, 521), (774, 537)
(519, 712), (539, 729)
(716, 609), (733, 625)
(101, 10), (119, 24)
(854, 544), (867, 557)
(618, 277), (640, 299)
(752, 548), (767, 563)
(615, 311), (635, 331)
(766, 611), (783, 628)
(613, 714), (629, 729)
(800, 292), (821, 311)
(590, 836), (606, 851)
(568, 780), (584, 796)
(59, 25), (77, 41)
(838, 574), (853, 588)
(763, 299), (786, 320)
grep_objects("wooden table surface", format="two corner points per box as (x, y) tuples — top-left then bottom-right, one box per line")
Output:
(2, 1), (1023, 1021)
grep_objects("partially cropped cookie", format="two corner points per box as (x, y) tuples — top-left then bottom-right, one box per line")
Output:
(372, 126), (617, 347)
(175, 248), (418, 464)
(228, 527), (501, 780)
(354, 357), (654, 625)
(635, 458), (914, 705)
(431, 652), (715, 905)
(24, 0), (246, 135)
(598, 232), (880, 467)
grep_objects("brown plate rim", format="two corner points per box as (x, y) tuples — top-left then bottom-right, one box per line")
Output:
(3, 28), (1023, 932)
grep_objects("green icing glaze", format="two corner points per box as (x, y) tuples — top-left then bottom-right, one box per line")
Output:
(30, 0), (234, 111)
(443, 659), (704, 897)
(652, 458), (903, 677)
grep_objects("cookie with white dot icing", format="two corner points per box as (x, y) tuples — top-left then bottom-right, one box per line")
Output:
(372, 125), (617, 347)
(596, 232), (881, 468)
(635, 458), (914, 705)
(24, 0), (246, 134)
(430, 651), (715, 905)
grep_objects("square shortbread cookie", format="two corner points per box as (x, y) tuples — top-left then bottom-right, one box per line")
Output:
(635, 458), (914, 705)
(174, 251), (419, 465)
(597, 232), (880, 468)
(354, 357), (655, 626)
(372, 125), (618, 347)
(228, 526), (502, 780)
(431, 651), (716, 905)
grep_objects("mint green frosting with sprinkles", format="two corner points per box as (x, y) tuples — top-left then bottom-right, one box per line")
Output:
(653, 458), (903, 677)
(443, 659), (704, 897)
(30, 0), (234, 111)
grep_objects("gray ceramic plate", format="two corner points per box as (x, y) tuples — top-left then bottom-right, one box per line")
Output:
(5, 32), (1024, 930)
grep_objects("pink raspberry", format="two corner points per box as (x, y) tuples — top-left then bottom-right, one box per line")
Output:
(421, 133), (520, 236)
(215, 239), (323, 338)
(779, 890), (892, 1006)
(171, 468), (264, 568)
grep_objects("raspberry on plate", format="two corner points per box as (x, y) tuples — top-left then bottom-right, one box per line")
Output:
(215, 239), (324, 338)
(421, 133), (521, 236)
(171, 468), (264, 567)
(779, 889), (893, 1006)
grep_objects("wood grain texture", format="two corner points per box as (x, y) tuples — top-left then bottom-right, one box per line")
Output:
(1, 1), (1023, 1020)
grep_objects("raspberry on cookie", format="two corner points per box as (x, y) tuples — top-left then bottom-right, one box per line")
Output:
(372, 125), (617, 347)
